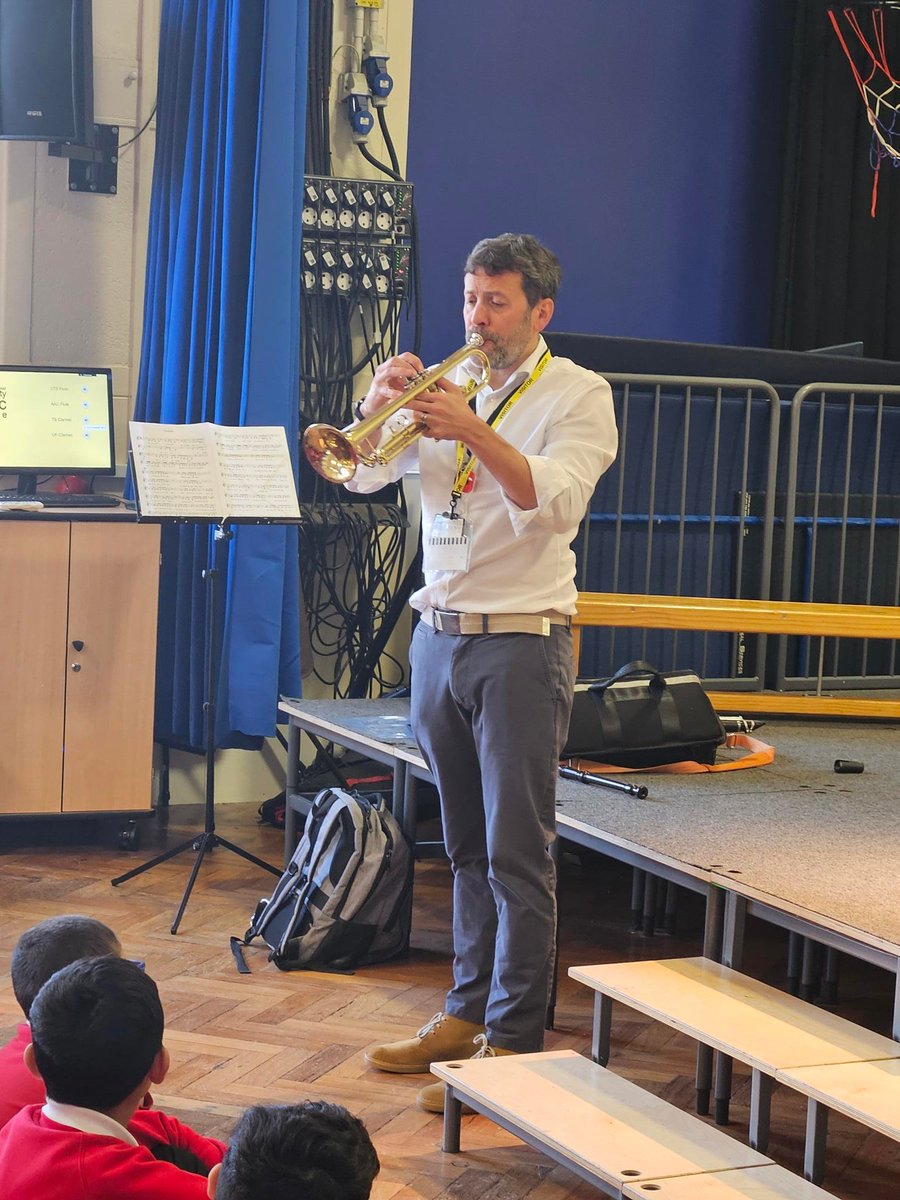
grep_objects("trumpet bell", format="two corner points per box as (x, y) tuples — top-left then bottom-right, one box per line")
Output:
(302, 423), (358, 483)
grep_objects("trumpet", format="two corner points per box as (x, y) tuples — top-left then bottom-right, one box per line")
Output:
(303, 333), (491, 482)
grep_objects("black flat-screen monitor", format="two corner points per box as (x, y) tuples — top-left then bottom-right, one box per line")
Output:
(0, 365), (115, 495)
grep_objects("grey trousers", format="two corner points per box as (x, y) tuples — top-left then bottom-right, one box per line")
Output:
(410, 621), (575, 1052)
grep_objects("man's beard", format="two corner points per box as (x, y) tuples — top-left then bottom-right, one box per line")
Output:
(468, 314), (534, 370)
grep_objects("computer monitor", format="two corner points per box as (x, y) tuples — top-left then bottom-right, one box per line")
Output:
(0, 365), (115, 496)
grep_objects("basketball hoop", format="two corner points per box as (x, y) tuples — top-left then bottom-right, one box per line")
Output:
(829, 4), (900, 215)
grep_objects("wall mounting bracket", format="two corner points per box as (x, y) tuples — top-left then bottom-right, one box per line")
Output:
(48, 123), (119, 195)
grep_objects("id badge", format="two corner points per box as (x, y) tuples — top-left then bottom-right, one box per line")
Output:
(428, 513), (472, 572)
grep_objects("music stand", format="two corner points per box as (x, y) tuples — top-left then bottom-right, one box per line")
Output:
(112, 422), (301, 932)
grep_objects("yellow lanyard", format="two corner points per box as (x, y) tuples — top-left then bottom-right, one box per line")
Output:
(451, 348), (552, 504)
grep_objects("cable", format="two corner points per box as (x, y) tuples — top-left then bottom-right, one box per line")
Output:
(407, 199), (423, 356)
(118, 102), (157, 151)
(357, 141), (403, 181)
(376, 106), (402, 178)
(298, 9), (421, 699)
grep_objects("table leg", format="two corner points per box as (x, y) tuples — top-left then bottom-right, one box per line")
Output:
(800, 938), (821, 1002)
(663, 881), (678, 935)
(591, 993), (612, 1066)
(696, 1044), (712, 1115)
(821, 947), (839, 1006)
(787, 931), (803, 996)
(696, 885), (723, 1113)
(642, 873), (657, 935)
(391, 761), (407, 830)
(703, 884), (725, 962)
(442, 1089), (462, 1153)
(749, 1069), (773, 1151)
(284, 723), (300, 867)
(722, 891), (746, 968)
(631, 868), (645, 933)
(714, 1050), (733, 1125)
(804, 1098), (829, 1185)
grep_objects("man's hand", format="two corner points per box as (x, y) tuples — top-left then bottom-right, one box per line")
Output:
(405, 377), (483, 443)
(357, 352), (425, 420)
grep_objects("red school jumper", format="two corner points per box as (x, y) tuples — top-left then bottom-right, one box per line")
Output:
(0, 1104), (226, 1199)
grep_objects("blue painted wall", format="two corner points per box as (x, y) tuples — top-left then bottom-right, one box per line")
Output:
(405, 1), (793, 364)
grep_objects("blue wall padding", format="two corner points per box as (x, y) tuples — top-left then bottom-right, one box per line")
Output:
(405, 1), (793, 364)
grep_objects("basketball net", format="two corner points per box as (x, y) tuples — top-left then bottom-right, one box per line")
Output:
(829, 5), (900, 216)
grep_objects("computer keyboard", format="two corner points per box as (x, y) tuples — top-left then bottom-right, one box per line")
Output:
(0, 490), (122, 507)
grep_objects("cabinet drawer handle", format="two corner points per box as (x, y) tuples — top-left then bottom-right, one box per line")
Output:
(71, 663), (82, 672)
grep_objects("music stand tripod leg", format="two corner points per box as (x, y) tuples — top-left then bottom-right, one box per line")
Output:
(111, 834), (204, 887)
(110, 521), (279, 931)
(214, 835), (281, 876)
(169, 832), (214, 935)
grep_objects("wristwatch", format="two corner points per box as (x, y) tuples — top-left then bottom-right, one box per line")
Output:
(353, 398), (367, 422)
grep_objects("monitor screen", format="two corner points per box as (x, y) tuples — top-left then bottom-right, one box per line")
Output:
(0, 366), (115, 491)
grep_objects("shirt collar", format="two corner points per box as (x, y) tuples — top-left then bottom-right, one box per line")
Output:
(43, 1100), (138, 1146)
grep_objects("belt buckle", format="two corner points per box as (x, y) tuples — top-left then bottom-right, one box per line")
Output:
(434, 610), (462, 635)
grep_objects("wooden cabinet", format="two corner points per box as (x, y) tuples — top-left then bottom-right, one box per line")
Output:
(0, 518), (160, 815)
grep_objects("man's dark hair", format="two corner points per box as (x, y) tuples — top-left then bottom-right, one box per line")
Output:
(11, 915), (121, 1018)
(464, 232), (562, 306)
(29, 956), (163, 1111)
(216, 1102), (380, 1200)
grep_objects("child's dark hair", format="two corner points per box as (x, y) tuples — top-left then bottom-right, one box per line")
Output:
(11, 914), (121, 1018)
(29, 956), (163, 1110)
(216, 1102), (380, 1200)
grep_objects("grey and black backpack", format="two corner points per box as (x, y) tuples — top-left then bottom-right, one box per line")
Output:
(233, 787), (413, 972)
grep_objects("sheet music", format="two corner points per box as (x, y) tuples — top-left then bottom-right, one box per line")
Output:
(129, 421), (300, 519)
(129, 423), (223, 516)
(212, 425), (300, 518)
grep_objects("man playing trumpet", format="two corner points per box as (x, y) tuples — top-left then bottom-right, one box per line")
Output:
(346, 233), (618, 1112)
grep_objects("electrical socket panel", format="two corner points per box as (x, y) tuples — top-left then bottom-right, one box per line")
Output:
(302, 239), (411, 299)
(301, 175), (412, 299)
(302, 175), (412, 236)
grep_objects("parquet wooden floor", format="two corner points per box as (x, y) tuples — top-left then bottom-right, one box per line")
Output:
(1, 803), (898, 1200)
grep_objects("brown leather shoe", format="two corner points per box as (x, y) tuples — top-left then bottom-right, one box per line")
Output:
(416, 1079), (475, 1115)
(416, 1034), (518, 1114)
(364, 1012), (486, 1074)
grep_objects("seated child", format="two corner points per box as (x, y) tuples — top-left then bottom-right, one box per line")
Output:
(209, 1100), (380, 1200)
(0, 956), (226, 1199)
(0, 915), (122, 1129)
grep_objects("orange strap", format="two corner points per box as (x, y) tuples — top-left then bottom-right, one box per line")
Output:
(563, 733), (775, 776)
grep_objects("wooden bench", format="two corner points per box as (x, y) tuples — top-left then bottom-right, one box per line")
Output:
(572, 591), (900, 719)
(569, 956), (900, 1181)
(776, 1058), (900, 1183)
(431, 1048), (776, 1198)
(622, 1164), (839, 1199)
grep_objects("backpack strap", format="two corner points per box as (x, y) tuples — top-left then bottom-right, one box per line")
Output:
(230, 936), (251, 974)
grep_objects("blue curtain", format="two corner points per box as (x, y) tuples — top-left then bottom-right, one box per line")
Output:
(132, 0), (307, 749)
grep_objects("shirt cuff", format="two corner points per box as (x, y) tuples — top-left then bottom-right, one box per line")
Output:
(503, 455), (566, 535)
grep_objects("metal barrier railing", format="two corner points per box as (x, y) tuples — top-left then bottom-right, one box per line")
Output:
(775, 383), (900, 692)
(575, 374), (779, 690)
(574, 374), (900, 695)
